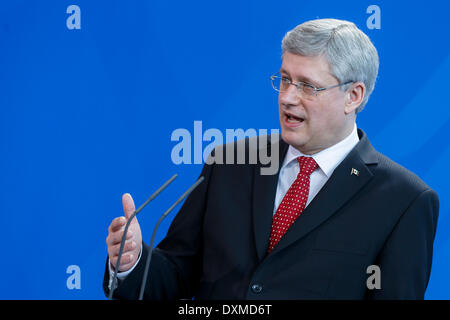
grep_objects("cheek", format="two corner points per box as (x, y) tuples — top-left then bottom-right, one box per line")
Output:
(307, 103), (342, 133)
(278, 96), (284, 113)
(304, 103), (322, 126)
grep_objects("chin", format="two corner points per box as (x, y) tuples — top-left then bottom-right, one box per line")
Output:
(281, 129), (307, 150)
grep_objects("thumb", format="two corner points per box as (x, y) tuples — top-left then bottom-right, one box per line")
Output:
(122, 193), (136, 220)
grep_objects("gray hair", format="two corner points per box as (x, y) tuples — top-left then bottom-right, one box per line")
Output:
(281, 19), (379, 113)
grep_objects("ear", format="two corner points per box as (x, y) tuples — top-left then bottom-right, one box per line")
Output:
(344, 82), (365, 115)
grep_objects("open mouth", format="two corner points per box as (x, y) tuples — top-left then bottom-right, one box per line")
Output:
(284, 113), (305, 127)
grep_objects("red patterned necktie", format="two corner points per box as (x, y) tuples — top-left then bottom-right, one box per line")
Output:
(268, 156), (319, 253)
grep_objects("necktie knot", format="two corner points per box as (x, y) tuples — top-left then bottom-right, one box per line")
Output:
(297, 156), (318, 176)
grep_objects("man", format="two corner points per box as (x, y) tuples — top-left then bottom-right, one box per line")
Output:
(104, 19), (439, 299)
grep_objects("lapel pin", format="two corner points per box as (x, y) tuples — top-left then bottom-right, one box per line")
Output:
(351, 168), (359, 176)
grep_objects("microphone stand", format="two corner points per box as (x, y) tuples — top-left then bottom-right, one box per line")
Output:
(138, 176), (205, 300)
(108, 174), (177, 300)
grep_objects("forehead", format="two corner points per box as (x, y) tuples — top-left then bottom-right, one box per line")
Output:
(280, 52), (335, 85)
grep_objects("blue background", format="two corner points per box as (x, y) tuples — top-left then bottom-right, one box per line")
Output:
(1, 0), (449, 299)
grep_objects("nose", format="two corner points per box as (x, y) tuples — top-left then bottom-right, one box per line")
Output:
(279, 83), (300, 107)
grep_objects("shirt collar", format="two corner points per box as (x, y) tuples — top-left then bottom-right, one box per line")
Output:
(282, 123), (360, 178)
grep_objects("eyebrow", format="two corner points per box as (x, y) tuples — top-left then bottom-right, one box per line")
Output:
(279, 68), (322, 87)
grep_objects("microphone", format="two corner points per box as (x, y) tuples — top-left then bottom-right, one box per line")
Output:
(138, 175), (205, 300)
(108, 174), (178, 300)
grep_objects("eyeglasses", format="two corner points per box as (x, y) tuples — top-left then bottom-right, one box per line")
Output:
(270, 72), (353, 100)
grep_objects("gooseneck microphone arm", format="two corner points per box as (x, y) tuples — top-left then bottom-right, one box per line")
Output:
(108, 174), (178, 300)
(138, 176), (205, 300)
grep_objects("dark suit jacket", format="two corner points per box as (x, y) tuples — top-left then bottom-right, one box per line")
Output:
(104, 129), (439, 299)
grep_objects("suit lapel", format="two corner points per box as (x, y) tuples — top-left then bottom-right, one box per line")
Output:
(267, 129), (379, 257)
(252, 134), (289, 262)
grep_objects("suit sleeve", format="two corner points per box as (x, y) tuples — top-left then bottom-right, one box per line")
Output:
(367, 188), (439, 299)
(103, 160), (214, 300)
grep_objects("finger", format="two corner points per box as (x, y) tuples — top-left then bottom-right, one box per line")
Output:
(110, 240), (137, 256)
(107, 229), (133, 246)
(122, 193), (136, 220)
(109, 216), (126, 233)
(110, 252), (136, 270)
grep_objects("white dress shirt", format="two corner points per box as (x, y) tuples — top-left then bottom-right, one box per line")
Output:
(274, 123), (359, 214)
(109, 123), (360, 287)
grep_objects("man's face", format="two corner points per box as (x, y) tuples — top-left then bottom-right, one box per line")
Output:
(278, 52), (353, 155)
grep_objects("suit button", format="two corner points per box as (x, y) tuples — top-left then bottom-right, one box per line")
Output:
(251, 283), (263, 294)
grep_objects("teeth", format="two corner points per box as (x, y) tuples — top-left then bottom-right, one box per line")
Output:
(287, 115), (302, 123)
